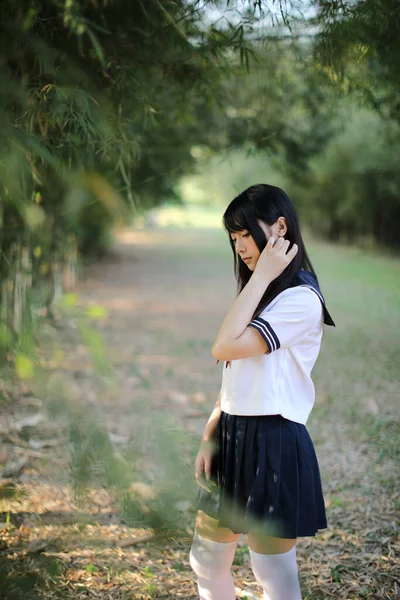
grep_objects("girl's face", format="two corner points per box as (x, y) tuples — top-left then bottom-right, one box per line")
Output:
(230, 218), (287, 271)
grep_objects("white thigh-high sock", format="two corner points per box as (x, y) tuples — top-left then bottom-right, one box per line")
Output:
(189, 531), (238, 600)
(249, 545), (302, 600)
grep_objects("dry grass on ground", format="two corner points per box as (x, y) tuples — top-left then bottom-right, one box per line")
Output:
(1, 228), (399, 599)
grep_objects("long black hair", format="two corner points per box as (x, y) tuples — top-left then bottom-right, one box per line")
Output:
(223, 184), (319, 320)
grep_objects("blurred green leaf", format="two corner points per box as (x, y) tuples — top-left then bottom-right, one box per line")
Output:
(85, 304), (108, 320)
(85, 563), (97, 574)
(15, 353), (35, 380)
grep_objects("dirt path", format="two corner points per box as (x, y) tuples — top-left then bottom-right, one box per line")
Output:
(1, 227), (398, 599)
(80, 228), (235, 436)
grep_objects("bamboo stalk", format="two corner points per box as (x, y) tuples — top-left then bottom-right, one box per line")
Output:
(62, 233), (77, 292)
(13, 243), (22, 334)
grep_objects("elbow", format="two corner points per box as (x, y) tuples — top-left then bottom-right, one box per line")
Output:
(211, 343), (220, 360)
(211, 342), (229, 361)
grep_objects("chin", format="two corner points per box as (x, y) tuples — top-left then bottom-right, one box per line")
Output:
(249, 259), (258, 271)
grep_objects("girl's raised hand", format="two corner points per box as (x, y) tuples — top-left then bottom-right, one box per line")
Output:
(254, 236), (298, 283)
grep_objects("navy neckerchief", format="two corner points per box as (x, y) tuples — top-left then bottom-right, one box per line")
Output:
(290, 270), (335, 327)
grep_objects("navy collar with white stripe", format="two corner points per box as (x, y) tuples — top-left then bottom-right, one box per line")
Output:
(291, 270), (335, 327)
(216, 269), (335, 367)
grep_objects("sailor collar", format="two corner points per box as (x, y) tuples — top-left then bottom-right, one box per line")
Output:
(216, 269), (335, 368)
(290, 270), (335, 327)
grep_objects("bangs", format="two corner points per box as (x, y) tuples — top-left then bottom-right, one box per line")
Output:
(223, 199), (250, 234)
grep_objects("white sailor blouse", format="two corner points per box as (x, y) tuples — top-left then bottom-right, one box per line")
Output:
(217, 270), (335, 425)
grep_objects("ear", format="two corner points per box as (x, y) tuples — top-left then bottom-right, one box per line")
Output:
(276, 216), (288, 237)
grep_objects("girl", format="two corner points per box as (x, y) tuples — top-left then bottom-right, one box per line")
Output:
(189, 184), (335, 600)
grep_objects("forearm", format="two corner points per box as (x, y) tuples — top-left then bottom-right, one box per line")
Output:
(212, 272), (272, 355)
(202, 392), (222, 442)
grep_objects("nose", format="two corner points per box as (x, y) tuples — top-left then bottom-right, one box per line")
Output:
(236, 237), (246, 254)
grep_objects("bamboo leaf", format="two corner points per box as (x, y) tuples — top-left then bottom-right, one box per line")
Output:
(86, 28), (106, 66)
(82, 172), (131, 220)
(154, 0), (188, 42)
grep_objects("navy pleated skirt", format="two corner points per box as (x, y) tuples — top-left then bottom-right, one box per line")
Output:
(195, 411), (327, 539)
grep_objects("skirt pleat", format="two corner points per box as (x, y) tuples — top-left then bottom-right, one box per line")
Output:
(195, 412), (327, 539)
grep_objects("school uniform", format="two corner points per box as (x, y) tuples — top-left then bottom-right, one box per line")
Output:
(196, 269), (335, 539)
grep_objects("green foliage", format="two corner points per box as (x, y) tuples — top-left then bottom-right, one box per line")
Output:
(315, 0), (400, 122)
(143, 566), (154, 578)
(178, 148), (287, 208)
(0, 551), (64, 600)
(232, 544), (249, 566)
(85, 564), (98, 574)
(222, 41), (337, 172)
(0, 484), (19, 501)
(0, 0), (266, 232)
(287, 106), (400, 247)
(3, 290), (198, 540)
(1, 0), (297, 356)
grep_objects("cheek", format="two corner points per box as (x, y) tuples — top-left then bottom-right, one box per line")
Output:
(250, 238), (261, 258)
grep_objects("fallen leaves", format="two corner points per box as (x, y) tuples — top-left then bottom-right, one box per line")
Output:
(0, 231), (399, 600)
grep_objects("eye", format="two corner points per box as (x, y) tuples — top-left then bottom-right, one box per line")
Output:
(230, 231), (250, 243)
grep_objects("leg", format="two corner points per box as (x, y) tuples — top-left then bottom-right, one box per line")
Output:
(246, 531), (301, 600)
(189, 510), (241, 600)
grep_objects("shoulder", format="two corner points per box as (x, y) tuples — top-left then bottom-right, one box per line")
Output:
(263, 285), (322, 312)
(259, 286), (323, 321)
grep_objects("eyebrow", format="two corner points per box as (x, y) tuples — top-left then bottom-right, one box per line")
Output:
(230, 230), (248, 237)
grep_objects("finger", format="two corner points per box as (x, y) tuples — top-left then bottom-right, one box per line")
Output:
(286, 243), (298, 261)
(274, 237), (286, 251)
(204, 462), (211, 481)
(195, 473), (211, 493)
(266, 236), (276, 249)
(198, 481), (211, 492)
(195, 455), (204, 470)
(195, 463), (205, 479)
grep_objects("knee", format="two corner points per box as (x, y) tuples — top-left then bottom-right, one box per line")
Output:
(249, 545), (301, 597)
(250, 545), (298, 574)
(189, 531), (237, 579)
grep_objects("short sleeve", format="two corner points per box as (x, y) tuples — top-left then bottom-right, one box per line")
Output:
(248, 288), (323, 353)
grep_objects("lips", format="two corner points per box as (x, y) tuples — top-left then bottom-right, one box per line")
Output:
(243, 257), (252, 263)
